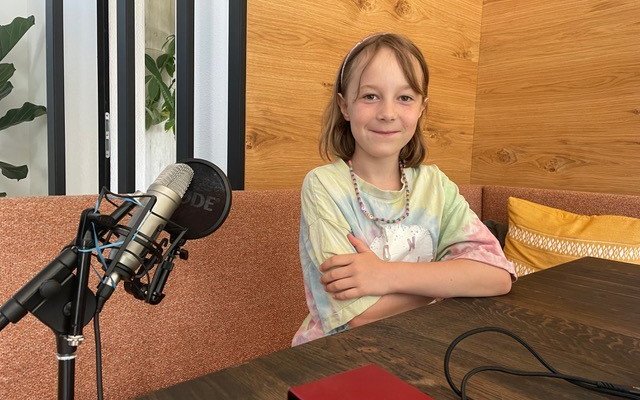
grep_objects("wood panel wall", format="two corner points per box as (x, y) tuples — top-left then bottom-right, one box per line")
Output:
(472, 0), (640, 194)
(245, 0), (483, 189)
(246, 0), (640, 194)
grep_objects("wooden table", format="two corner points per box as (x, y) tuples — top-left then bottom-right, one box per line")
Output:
(138, 257), (640, 399)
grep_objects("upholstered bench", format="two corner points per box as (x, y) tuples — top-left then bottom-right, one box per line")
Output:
(1, 185), (638, 399)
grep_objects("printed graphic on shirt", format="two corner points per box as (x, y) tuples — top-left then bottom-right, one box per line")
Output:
(369, 224), (434, 263)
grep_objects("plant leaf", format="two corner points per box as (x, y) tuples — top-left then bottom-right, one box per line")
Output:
(156, 54), (169, 72)
(145, 35), (176, 133)
(0, 80), (13, 101)
(145, 106), (163, 128)
(164, 118), (174, 133)
(145, 54), (161, 77)
(0, 102), (46, 131)
(145, 107), (153, 130)
(0, 63), (16, 87)
(145, 54), (174, 110)
(0, 160), (28, 180)
(163, 35), (175, 57)
(0, 16), (35, 62)
(165, 58), (175, 78)
(160, 106), (170, 120)
(145, 105), (167, 130)
(148, 78), (160, 102)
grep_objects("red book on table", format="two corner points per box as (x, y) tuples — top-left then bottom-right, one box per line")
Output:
(287, 363), (434, 399)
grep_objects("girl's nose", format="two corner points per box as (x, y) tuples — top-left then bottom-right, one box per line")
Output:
(377, 99), (397, 121)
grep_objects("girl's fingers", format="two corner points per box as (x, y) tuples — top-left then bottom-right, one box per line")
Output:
(347, 234), (371, 253)
(320, 266), (351, 285)
(332, 288), (361, 300)
(324, 278), (355, 294)
(320, 254), (351, 272)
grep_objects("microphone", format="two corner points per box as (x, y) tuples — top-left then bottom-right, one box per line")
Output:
(124, 158), (233, 305)
(96, 163), (194, 310)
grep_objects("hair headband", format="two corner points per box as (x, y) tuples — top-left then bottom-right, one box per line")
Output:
(339, 33), (386, 91)
(338, 33), (429, 105)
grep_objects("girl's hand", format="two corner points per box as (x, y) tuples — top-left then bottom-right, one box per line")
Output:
(319, 234), (392, 300)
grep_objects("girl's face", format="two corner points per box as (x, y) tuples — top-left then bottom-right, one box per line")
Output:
(338, 46), (426, 164)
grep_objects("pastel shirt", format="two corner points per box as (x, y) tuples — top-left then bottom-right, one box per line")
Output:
(292, 160), (515, 345)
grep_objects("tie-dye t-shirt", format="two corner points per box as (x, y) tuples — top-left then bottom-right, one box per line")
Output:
(292, 159), (515, 346)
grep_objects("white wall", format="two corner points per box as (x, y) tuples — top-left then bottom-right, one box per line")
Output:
(0, 1), (47, 197)
(108, 0), (118, 192)
(64, 0), (99, 195)
(27, 0), (48, 197)
(194, 0), (228, 172)
(134, 0), (146, 191)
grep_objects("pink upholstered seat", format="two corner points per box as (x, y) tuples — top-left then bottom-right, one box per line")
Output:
(0, 191), (306, 400)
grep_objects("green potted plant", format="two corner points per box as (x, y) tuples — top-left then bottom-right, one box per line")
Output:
(0, 15), (47, 197)
(145, 34), (175, 133)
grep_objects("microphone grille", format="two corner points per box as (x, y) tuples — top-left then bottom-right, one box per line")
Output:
(154, 163), (194, 197)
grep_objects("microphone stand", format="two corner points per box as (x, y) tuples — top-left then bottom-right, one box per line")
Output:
(0, 190), (186, 399)
(53, 195), (164, 399)
(53, 208), (102, 400)
(0, 208), (113, 400)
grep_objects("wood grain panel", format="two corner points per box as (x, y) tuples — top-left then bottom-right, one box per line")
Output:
(472, 0), (640, 194)
(246, 0), (483, 189)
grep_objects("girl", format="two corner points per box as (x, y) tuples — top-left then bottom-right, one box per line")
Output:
(292, 33), (515, 346)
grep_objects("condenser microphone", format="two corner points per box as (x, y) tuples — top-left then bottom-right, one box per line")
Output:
(96, 163), (194, 310)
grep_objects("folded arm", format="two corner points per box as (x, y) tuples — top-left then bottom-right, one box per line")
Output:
(320, 234), (512, 328)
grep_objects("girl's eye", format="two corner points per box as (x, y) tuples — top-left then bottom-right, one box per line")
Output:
(363, 94), (378, 101)
(399, 95), (414, 102)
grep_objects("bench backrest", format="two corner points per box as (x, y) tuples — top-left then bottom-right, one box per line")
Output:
(481, 185), (640, 224)
(0, 190), (306, 400)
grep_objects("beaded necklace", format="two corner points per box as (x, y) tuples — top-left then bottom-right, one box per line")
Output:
(348, 159), (411, 224)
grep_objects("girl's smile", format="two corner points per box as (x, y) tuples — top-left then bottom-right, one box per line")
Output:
(370, 129), (400, 135)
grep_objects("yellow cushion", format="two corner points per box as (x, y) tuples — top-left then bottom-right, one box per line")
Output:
(504, 197), (640, 276)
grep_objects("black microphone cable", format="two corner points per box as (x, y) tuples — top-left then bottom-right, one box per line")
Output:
(94, 313), (104, 400)
(444, 326), (640, 400)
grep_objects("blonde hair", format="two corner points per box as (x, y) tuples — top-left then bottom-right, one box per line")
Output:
(319, 33), (430, 167)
